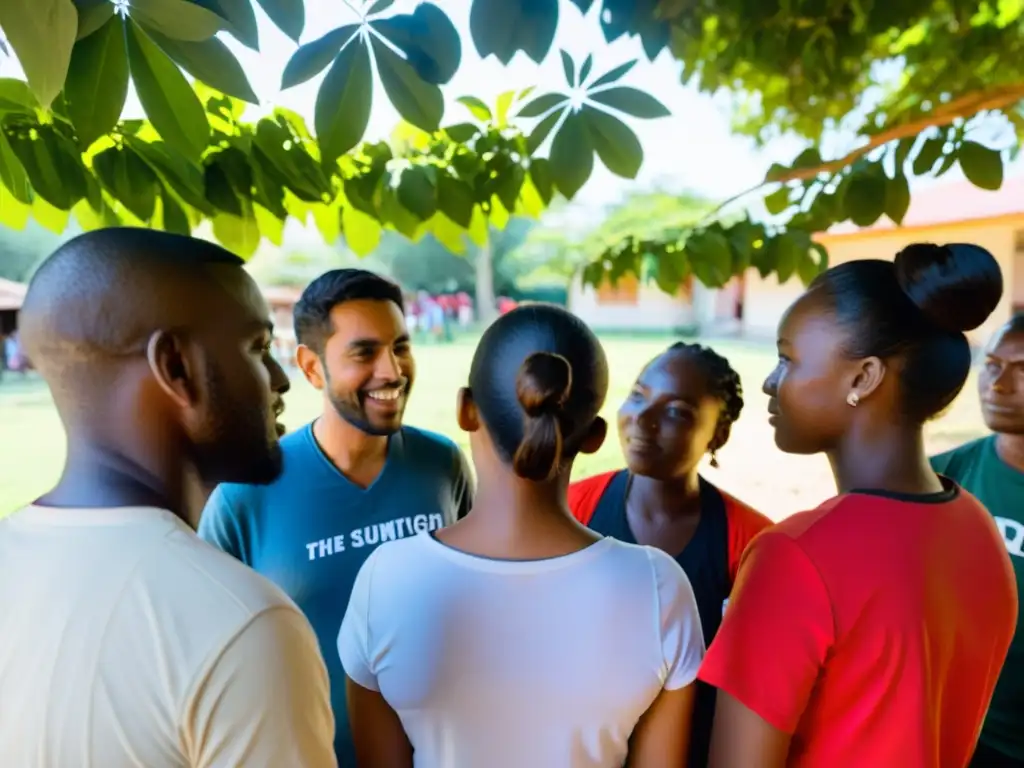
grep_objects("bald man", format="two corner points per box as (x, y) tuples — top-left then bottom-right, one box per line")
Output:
(0, 229), (336, 767)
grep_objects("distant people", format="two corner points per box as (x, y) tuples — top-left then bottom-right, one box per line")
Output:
(569, 341), (771, 767)
(702, 243), (1017, 767)
(200, 269), (472, 767)
(0, 229), (335, 766)
(932, 314), (1024, 768)
(4, 330), (25, 375)
(338, 304), (705, 768)
(497, 295), (518, 315)
(456, 291), (474, 327)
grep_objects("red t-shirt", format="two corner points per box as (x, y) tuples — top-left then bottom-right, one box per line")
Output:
(699, 483), (1018, 767)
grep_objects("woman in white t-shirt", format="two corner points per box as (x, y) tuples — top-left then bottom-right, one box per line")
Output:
(338, 304), (705, 768)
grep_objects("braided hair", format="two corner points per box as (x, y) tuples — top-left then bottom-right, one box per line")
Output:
(666, 342), (744, 466)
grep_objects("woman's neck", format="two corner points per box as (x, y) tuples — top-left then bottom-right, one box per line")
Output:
(627, 471), (702, 521)
(828, 425), (941, 496)
(995, 433), (1024, 473)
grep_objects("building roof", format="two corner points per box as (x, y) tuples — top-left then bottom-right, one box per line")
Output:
(0, 277), (26, 311)
(824, 175), (1024, 237)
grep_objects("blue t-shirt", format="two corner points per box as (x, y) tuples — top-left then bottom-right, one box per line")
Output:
(199, 423), (473, 767)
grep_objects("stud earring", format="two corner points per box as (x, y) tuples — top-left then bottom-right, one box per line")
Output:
(846, 392), (860, 407)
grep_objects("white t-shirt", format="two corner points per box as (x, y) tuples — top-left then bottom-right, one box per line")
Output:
(338, 532), (704, 768)
(0, 505), (336, 768)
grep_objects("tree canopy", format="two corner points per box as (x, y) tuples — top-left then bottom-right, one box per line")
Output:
(0, 0), (1021, 293)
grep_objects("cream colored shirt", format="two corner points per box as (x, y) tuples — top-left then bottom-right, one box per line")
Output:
(0, 505), (336, 767)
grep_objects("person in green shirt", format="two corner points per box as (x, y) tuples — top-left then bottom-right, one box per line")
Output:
(932, 314), (1024, 768)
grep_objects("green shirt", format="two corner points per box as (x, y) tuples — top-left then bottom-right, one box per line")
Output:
(932, 436), (1024, 760)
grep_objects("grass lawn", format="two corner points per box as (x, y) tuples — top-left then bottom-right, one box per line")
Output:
(0, 335), (990, 520)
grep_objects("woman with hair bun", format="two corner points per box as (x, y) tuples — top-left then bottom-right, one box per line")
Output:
(701, 243), (1019, 768)
(338, 304), (706, 768)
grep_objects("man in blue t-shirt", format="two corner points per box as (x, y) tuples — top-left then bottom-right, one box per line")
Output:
(199, 269), (472, 767)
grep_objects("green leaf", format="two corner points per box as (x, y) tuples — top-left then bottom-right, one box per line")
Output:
(0, 0), (78, 108)
(0, 183), (31, 229)
(397, 164), (438, 220)
(529, 158), (553, 204)
(281, 25), (357, 89)
(792, 147), (823, 169)
(127, 137), (209, 211)
(148, 28), (258, 103)
(843, 171), (887, 227)
(517, 92), (569, 118)
(0, 129), (32, 204)
(315, 37), (372, 164)
(494, 165), (524, 212)
(469, 0), (558, 65)
(125, 20), (210, 160)
(129, 0), (222, 41)
(589, 59), (636, 89)
(213, 210), (260, 257)
(159, 188), (191, 234)
(204, 157), (242, 216)
(437, 173), (474, 227)
(581, 105), (642, 179)
(495, 90), (515, 125)
(372, 37), (444, 133)
(771, 230), (810, 283)
(0, 79), (39, 113)
(688, 231), (732, 287)
(587, 87), (670, 118)
(32, 195), (71, 233)
(368, 0), (394, 13)
(372, 4), (461, 85)
(76, 0), (114, 40)
(764, 162), (788, 182)
(253, 118), (330, 202)
(893, 136), (915, 173)
(191, 0), (258, 49)
(560, 49), (576, 86)
(527, 110), (561, 154)
(764, 186), (790, 216)
(798, 242), (828, 286)
(444, 122), (479, 142)
(579, 54), (593, 84)
(92, 145), (158, 221)
(253, 0), (303, 42)
(7, 125), (87, 209)
(884, 173), (910, 225)
(912, 137), (945, 176)
(312, 201), (340, 243)
(456, 95), (492, 122)
(342, 204), (382, 256)
(548, 111), (593, 199)
(64, 16), (130, 146)
(958, 140), (1004, 191)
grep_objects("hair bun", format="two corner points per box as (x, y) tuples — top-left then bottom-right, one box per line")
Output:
(894, 242), (1003, 333)
(516, 352), (572, 417)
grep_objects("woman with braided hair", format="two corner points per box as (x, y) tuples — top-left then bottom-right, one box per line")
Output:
(568, 341), (772, 767)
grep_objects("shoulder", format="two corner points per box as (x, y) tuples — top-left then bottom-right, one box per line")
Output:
(398, 424), (459, 454)
(930, 436), (991, 478)
(720, 487), (773, 539)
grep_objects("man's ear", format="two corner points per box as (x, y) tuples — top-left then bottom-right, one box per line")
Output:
(578, 416), (608, 455)
(296, 344), (325, 390)
(146, 329), (196, 408)
(456, 387), (479, 432)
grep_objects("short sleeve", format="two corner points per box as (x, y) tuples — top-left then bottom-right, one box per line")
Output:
(698, 530), (834, 734)
(338, 548), (382, 691)
(197, 485), (246, 562)
(648, 548), (705, 691)
(186, 607), (335, 767)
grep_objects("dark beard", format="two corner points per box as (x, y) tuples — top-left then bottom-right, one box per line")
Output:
(327, 391), (401, 437)
(192, 365), (285, 487)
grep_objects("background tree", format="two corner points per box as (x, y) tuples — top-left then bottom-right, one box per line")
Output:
(0, 0), (1020, 296)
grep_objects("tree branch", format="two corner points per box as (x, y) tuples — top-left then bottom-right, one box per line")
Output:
(702, 82), (1024, 223)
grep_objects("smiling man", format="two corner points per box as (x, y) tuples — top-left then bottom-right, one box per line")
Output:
(931, 315), (1024, 768)
(199, 268), (472, 768)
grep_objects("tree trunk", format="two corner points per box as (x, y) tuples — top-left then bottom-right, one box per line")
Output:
(474, 236), (497, 325)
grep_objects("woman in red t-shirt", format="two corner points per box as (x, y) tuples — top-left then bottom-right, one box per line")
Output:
(568, 342), (771, 766)
(700, 243), (1018, 768)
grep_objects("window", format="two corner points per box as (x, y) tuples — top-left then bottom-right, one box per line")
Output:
(596, 273), (639, 305)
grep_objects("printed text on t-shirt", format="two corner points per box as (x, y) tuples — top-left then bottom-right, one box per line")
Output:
(305, 513), (444, 561)
(996, 516), (1024, 558)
